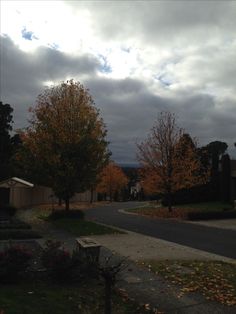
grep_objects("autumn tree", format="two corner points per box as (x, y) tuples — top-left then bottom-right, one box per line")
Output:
(97, 162), (128, 201)
(18, 80), (110, 210)
(137, 112), (208, 211)
(139, 170), (159, 197)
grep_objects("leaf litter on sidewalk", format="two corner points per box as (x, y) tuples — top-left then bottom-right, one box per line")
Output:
(140, 260), (236, 306)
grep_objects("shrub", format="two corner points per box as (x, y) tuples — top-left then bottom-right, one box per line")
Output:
(0, 230), (41, 240)
(0, 244), (32, 283)
(161, 182), (219, 206)
(48, 209), (85, 220)
(187, 210), (236, 221)
(0, 219), (31, 230)
(41, 240), (99, 282)
(41, 240), (76, 282)
(72, 249), (99, 279)
(4, 205), (17, 217)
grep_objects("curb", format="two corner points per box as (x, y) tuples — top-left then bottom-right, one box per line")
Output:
(87, 221), (236, 265)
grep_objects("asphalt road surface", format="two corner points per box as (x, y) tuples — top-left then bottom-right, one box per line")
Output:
(85, 202), (236, 259)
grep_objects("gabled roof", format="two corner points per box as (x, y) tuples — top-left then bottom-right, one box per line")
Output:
(0, 177), (34, 188)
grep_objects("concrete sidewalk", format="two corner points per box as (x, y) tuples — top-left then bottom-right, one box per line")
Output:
(85, 229), (235, 313)
(90, 230), (236, 264)
(114, 254), (235, 313)
(34, 221), (236, 313)
(87, 227), (236, 313)
(17, 208), (236, 313)
(36, 227), (236, 313)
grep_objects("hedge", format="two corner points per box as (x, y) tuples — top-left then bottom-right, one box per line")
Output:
(187, 210), (236, 221)
(0, 230), (42, 240)
(0, 220), (31, 230)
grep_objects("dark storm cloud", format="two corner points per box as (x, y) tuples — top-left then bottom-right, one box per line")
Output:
(0, 35), (168, 162)
(85, 77), (236, 161)
(65, 0), (236, 161)
(69, 1), (236, 45)
(0, 35), (100, 128)
(1, 31), (236, 162)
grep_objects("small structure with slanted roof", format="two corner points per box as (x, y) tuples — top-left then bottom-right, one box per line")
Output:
(0, 177), (97, 208)
(0, 177), (34, 208)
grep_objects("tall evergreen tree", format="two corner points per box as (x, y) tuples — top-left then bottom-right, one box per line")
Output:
(0, 102), (14, 180)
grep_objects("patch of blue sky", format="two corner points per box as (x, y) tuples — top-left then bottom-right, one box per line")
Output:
(48, 43), (60, 50)
(21, 27), (38, 41)
(98, 54), (112, 74)
(154, 74), (173, 87)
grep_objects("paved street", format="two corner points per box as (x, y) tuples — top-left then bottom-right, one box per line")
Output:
(85, 202), (236, 259)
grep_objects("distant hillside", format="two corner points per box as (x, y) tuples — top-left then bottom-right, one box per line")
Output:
(118, 163), (139, 168)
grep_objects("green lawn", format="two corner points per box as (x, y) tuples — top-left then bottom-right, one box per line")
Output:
(36, 206), (124, 236)
(175, 201), (232, 212)
(130, 201), (232, 212)
(140, 260), (236, 306)
(52, 219), (124, 236)
(127, 201), (234, 219)
(0, 279), (150, 314)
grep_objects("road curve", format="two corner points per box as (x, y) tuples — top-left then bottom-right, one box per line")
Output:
(85, 202), (236, 259)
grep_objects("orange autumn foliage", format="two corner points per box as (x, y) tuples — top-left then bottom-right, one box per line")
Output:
(138, 112), (209, 210)
(17, 80), (109, 210)
(97, 162), (128, 201)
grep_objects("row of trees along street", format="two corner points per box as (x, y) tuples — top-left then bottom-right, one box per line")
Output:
(138, 114), (234, 211)
(0, 80), (235, 210)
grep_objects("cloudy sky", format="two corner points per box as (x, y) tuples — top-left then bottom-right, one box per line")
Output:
(1, 0), (236, 163)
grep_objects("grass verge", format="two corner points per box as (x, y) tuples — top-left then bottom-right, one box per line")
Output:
(176, 201), (232, 211)
(52, 219), (124, 236)
(127, 201), (234, 220)
(140, 260), (236, 306)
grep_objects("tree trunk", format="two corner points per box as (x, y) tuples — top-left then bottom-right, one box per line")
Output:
(167, 192), (172, 212)
(109, 185), (112, 202)
(65, 198), (70, 211)
(90, 188), (94, 204)
(104, 280), (112, 314)
(58, 198), (62, 206)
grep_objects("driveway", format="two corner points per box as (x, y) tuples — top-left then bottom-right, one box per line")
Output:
(85, 202), (236, 260)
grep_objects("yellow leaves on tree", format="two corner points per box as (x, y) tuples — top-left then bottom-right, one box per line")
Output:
(137, 112), (209, 211)
(97, 162), (128, 201)
(18, 80), (109, 210)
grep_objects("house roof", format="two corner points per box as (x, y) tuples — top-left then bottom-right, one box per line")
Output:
(0, 177), (34, 188)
